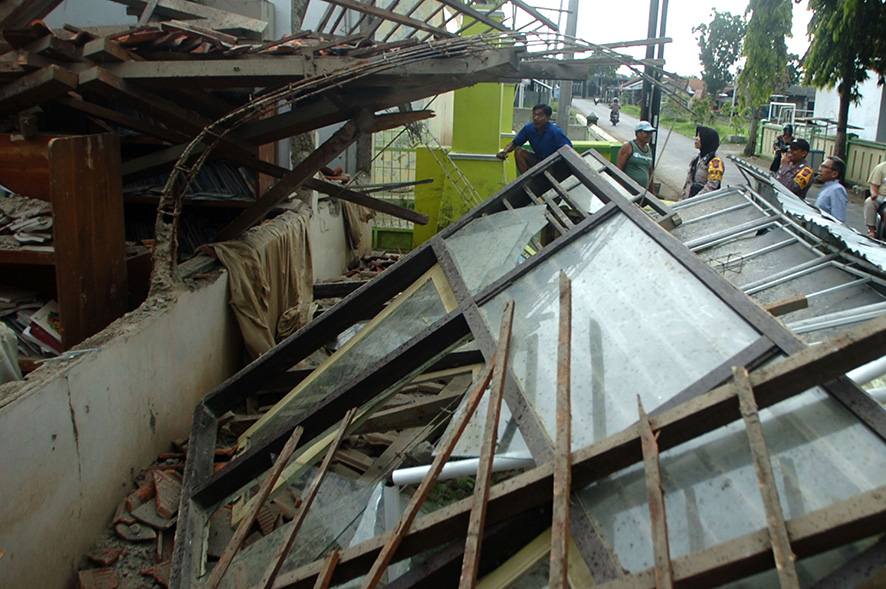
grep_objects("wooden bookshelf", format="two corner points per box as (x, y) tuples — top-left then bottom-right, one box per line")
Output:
(0, 132), (128, 350)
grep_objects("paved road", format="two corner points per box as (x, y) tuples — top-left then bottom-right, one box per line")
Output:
(572, 97), (866, 233)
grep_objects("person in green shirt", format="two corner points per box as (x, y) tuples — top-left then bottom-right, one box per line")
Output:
(617, 121), (656, 195)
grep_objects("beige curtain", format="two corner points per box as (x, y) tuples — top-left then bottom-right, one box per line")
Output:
(213, 209), (315, 360)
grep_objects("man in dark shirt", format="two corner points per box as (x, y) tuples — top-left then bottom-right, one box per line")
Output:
(776, 138), (815, 201)
(497, 103), (572, 174)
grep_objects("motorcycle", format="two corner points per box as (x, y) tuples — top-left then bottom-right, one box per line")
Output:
(610, 110), (619, 126)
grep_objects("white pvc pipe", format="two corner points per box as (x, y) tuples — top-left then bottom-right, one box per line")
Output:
(390, 456), (535, 487)
(848, 355), (886, 387)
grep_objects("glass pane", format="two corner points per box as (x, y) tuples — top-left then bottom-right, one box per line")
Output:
(476, 214), (761, 456)
(577, 384), (886, 573)
(444, 205), (547, 294)
(241, 268), (453, 448)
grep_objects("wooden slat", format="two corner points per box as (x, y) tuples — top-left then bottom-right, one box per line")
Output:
(354, 375), (471, 434)
(322, 0), (453, 38)
(256, 407), (358, 589)
(523, 185), (568, 235)
(549, 272), (572, 589)
(56, 94), (190, 144)
(762, 295), (808, 318)
(733, 366), (800, 589)
(459, 301), (515, 588)
(304, 178), (429, 225)
(311, 550), (341, 589)
(436, 0), (510, 33)
(0, 65), (78, 113)
(638, 398), (674, 589)
(203, 426), (304, 589)
(544, 170), (589, 220)
(359, 352), (502, 588)
(82, 37), (132, 63)
(110, 0), (269, 38)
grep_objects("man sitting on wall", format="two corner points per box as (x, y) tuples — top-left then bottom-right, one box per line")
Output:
(776, 138), (814, 201)
(497, 103), (573, 174)
(865, 160), (886, 238)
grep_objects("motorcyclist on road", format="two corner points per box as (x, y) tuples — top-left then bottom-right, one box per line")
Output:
(610, 98), (620, 125)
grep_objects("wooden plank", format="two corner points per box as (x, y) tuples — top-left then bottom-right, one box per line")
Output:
(733, 366), (800, 589)
(637, 398), (674, 589)
(312, 550), (341, 589)
(509, 0), (559, 30)
(304, 178), (429, 225)
(273, 315), (886, 588)
(523, 185), (569, 234)
(203, 426), (304, 589)
(333, 448), (374, 473)
(762, 295), (808, 317)
(82, 37), (133, 63)
(543, 169), (589, 221)
(257, 409), (358, 589)
(360, 354), (501, 588)
(436, 0), (510, 33)
(56, 94), (190, 144)
(0, 65), (78, 114)
(549, 272), (572, 589)
(23, 35), (80, 62)
(0, 0), (63, 30)
(354, 375), (471, 434)
(49, 133), (128, 348)
(109, 0), (269, 38)
(215, 110), (432, 242)
(459, 301), (514, 588)
(139, 0), (161, 25)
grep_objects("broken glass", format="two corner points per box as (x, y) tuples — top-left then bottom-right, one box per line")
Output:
(475, 213), (761, 456)
(444, 205), (547, 294)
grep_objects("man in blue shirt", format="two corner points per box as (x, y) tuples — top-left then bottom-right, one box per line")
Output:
(814, 156), (848, 222)
(496, 103), (573, 174)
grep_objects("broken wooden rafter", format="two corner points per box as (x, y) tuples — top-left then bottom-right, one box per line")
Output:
(549, 272), (572, 589)
(637, 398), (673, 589)
(109, 0), (269, 39)
(0, 1), (63, 32)
(0, 65), (78, 114)
(256, 408), (358, 589)
(214, 109), (433, 242)
(733, 366), (800, 589)
(459, 301), (514, 588)
(354, 375), (470, 434)
(435, 0), (510, 34)
(322, 0), (454, 39)
(273, 314), (886, 588)
(305, 178), (429, 226)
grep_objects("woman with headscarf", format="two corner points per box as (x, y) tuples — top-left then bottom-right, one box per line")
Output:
(681, 126), (724, 200)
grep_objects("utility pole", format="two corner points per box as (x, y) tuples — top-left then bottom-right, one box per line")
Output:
(639, 0), (668, 164)
(556, 0), (580, 131)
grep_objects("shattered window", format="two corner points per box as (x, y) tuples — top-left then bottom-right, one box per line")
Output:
(239, 265), (457, 450)
(475, 214), (762, 455)
(444, 205), (548, 294)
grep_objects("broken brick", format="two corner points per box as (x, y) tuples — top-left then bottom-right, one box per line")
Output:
(112, 498), (135, 526)
(86, 547), (125, 567)
(140, 561), (171, 587)
(152, 470), (182, 519)
(125, 479), (156, 513)
(131, 501), (175, 531)
(78, 568), (119, 589)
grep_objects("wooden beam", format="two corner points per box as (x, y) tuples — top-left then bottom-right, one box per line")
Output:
(257, 408), (358, 589)
(437, 0), (510, 33)
(56, 94), (190, 144)
(110, 0), (269, 38)
(762, 295), (808, 318)
(459, 301), (514, 588)
(304, 178), (429, 225)
(360, 348), (504, 588)
(544, 170), (589, 221)
(312, 550), (341, 589)
(203, 426), (304, 589)
(214, 109), (432, 242)
(82, 37), (134, 63)
(0, 65), (78, 113)
(733, 366), (800, 589)
(637, 398), (673, 589)
(509, 0), (558, 30)
(549, 272), (572, 589)
(354, 375), (471, 434)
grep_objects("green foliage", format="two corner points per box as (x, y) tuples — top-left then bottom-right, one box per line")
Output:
(693, 10), (747, 97)
(805, 0), (886, 100)
(737, 0), (792, 110)
(690, 96), (716, 126)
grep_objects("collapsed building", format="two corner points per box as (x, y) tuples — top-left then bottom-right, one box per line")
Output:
(2, 1), (886, 588)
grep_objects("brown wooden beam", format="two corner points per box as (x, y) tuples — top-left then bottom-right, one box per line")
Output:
(0, 65), (78, 113)
(322, 0), (453, 38)
(733, 366), (800, 589)
(549, 271), (572, 589)
(305, 178), (429, 225)
(638, 398), (673, 589)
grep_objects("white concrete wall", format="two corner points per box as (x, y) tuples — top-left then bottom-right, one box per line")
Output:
(310, 196), (371, 280)
(813, 76), (886, 142)
(0, 275), (242, 589)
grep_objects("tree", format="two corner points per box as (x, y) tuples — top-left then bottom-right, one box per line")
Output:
(736, 0), (792, 156)
(805, 0), (886, 159)
(693, 10), (747, 97)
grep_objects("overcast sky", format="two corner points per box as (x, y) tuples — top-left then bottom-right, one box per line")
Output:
(523, 0), (814, 79)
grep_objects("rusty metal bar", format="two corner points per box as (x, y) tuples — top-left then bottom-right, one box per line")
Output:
(733, 366), (800, 589)
(358, 310), (511, 589)
(204, 426), (304, 589)
(549, 271), (572, 589)
(311, 550), (341, 589)
(458, 301), (515, 587)
(257, 407), (359, 589)
(638, 398), (674, 589)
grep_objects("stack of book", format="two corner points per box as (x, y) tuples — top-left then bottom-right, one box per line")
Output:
(0, 293), (62, 357)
